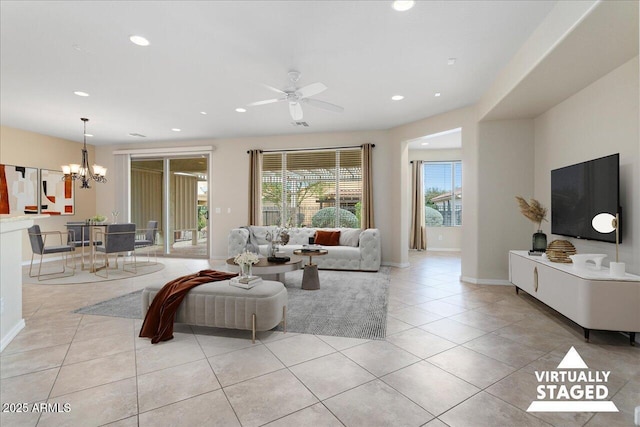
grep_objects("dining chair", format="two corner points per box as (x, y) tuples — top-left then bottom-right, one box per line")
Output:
(135, 220), (158, 264)
(27, 224), (75, 280)
(66, 222), (103, 269)
(94, 223), (136, 278)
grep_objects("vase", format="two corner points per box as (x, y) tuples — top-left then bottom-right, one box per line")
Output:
(241, 263), (253, 278)
(532, 230), (547, 252)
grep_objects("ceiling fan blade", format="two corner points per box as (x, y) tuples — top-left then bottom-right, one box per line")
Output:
(247, 97), (286, 107)
(289, 102), (304, 121)
(302, 98), (344, 113)
(261, 83), (287, 95)
(297, 82), (327, 98)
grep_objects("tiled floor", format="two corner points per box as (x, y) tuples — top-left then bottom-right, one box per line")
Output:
(2, 251), (639, 426)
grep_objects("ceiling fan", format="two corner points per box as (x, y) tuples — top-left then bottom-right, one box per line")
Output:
(247, 70), (344, 121)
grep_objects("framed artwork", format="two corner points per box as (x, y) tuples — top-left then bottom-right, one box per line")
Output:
(40, 169), (74, 215)
(0, 164), (39, 214)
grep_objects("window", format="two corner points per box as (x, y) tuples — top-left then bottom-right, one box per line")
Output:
(262, 149), (362, 228)
(423, 161), (462, 226)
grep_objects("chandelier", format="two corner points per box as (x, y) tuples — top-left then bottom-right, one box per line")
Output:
(61, 118), (107, 189)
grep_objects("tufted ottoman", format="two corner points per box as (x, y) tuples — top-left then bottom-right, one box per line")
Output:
(141, 280), (287, 343)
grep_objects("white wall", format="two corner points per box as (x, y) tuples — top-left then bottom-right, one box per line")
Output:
(534, 57), (639, 274)
(0, 126), (97, 262)
(389, 106), (479, 274)
(478, 0), (598, 119)
(408, 149), (462, 251)
(475, 119), (535, 283)
(97, 130), (396, 262)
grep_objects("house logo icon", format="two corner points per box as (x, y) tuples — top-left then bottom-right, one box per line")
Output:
(527, 346), (619, 413)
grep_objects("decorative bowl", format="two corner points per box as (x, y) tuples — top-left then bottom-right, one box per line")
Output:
(569, 254), (607, 270)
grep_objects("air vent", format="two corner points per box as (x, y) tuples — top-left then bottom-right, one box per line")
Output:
(291, 121), (309, 127)
(129, 133), (147, 137)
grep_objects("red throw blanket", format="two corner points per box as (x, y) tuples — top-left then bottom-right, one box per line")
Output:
(139, 269), (238, 344)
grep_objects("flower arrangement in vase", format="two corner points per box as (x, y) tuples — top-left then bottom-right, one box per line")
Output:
(515, 196), (548, 253)
(90, 214), (107, 225)
(234, 250), (260, 278)
(265, 227), (290, 257)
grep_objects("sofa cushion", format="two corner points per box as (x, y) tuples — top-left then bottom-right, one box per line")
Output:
(315, 230), (340, 246)
(339, 228), (361, 247)
(249, 226), (276, 245)
(320, 245), (361, 260)
(287, 228), (317, 245)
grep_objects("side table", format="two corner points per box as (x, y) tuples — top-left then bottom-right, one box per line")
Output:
(292, 249), (328, 290)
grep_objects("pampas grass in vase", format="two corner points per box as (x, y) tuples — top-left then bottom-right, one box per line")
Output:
(515, 196), (548, 252)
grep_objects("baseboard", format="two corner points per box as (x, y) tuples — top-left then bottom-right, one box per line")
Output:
(461, 276), (512, 286)
(426, 248), (461, 252)
(1, 319), (25, 352)
(382, 261), (410, 268)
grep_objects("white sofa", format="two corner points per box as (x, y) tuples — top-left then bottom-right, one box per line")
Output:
(228, 226), (381, 271)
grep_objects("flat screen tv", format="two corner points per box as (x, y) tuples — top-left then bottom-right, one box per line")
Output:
(551, 153), (620, 243)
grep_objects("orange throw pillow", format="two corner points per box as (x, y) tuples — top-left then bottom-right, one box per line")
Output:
(314, 230), (341, 246)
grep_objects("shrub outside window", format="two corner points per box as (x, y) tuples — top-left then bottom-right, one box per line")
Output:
(262, 149), (362, 228)
(423, 161), (462, 227)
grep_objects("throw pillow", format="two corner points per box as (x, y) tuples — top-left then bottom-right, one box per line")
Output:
(339, 228), (361, 247)
(315, 230), (341, 246)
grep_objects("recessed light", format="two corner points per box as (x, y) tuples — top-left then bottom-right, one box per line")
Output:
(447, 58), (457, 65)
(391, 95), (404, 101)
(434, 92), (441, 97)
(171, 128), (181, 132)
(421, 142), (429, 146)
(129, 35), (150, 46)
(235, 108), (247, 113)
(392, 1), (415, 12)
(200, 111), (207, 115)
(74, 91), (89, 97)
(84, 133), (93, 137)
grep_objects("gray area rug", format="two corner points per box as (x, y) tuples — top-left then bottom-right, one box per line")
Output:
(73, 267), (390, 339)
(277, 268), (390, 339)
(74, 289), (144, 319)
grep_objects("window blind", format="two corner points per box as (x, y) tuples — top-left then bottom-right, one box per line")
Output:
(261, 148), (363, 227)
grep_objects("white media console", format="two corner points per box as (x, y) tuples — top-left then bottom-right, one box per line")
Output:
(508, 251), (640, 345)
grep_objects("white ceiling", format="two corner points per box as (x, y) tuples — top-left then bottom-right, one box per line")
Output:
(0, 1), (557, 146)
(407, 128), (461, 150)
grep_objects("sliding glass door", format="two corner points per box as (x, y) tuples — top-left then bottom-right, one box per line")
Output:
(168, 157), (208, 257)
(130, 155), (209, 258)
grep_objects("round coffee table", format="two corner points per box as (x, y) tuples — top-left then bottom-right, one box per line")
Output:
(292, 249), (328, 290)
(226, 255), (302, 283)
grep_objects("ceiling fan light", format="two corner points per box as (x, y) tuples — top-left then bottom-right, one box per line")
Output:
(392, 1), (415, 12)
(129, 35), (150, 46)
